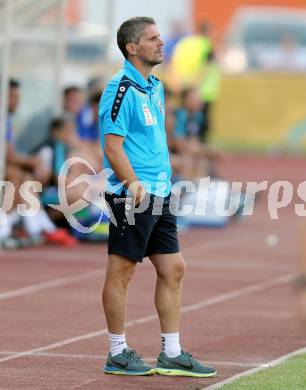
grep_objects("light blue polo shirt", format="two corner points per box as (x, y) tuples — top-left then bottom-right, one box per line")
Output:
(99, 60), (172, 197)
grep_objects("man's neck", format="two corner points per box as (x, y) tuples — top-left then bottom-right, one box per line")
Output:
(128, 57), (152, 81)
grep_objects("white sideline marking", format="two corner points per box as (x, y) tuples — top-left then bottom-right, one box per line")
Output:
(180, 274), (293, 315)
(0, 273), (293, 364)
(0, 269), (104, 301)
(203, 346), (306, 389)
(182, 233), (252, 254)
(0, 233), (251, 263)
(0, 257), (289, 302)
(70, 379), (96, 389)
(0, 234), (255, 301)
(187, 258), (290, 272)
(0, 250), (106, 263)
(0, 351), (260, 367)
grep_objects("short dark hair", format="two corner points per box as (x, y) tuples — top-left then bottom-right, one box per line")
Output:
(50, 117), (65, 132)
(63, 86), (81, 98)
(9, 78), (20, 89)
(117, 17), (156, 59)
(89, 91), (102, 105)
(181, 87), (195, 102)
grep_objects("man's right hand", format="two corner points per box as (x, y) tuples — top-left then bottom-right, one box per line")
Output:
(129, 181), (147, 207)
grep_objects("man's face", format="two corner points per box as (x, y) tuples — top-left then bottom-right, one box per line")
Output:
(132, 24), (164, 66)
(8, 86), (20, 113)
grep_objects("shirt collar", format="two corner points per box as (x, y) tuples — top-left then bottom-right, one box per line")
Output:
(124, 60), (158, 89)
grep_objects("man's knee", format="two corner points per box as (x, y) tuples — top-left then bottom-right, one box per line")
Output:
(172, 256), (186, 283)
(106, 254), (137, 287)
(157, 254), (186, 286)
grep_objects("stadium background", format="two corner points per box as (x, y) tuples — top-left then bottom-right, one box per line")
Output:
(2, 0), (306, 159)
(1, 1), (306, 389)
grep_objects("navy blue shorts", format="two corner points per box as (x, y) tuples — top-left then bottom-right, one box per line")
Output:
(104, 192), (179, 263)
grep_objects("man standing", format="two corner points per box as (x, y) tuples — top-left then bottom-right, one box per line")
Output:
(99, 17), (216, 378)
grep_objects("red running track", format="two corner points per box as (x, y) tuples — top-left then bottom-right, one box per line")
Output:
(0, 155), (306, 389)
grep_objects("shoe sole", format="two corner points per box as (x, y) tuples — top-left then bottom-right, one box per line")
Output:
(104, 366), (155, 376)
(155, 367), (217, 377)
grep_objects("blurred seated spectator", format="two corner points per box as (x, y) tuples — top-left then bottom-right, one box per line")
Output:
(164, 88), (247, 228)
(39, 116), (103, 207)
(6, 79), (49, 186)
(175, 87), (206, 142)
(15, 84), (85, 154)
(77, 90), (103, 162)
(173, 87), (220, 180)
(1, 79), (77, 248)
(164, 86), (209, 180)
(64, 84), (103, 162)
(17, 82), (103, 158)
(63, 85), (84, 119)
(77, 91), (101, 142)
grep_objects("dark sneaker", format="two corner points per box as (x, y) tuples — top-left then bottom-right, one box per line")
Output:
(103, 348), (155, 376)
(156, 350), (217, 377)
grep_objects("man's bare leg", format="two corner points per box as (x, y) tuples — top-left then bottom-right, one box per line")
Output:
(151, 252), (217, 377)
(102, 254), (137, 334)
(149, 252), (186, 333)
(102, 254), (154, 373)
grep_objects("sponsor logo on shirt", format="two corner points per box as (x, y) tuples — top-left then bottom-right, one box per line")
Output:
(158, 100), (164, 115)
(142, 103), (154, 126)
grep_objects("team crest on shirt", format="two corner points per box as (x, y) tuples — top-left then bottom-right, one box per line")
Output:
(142, 103), (154, 126)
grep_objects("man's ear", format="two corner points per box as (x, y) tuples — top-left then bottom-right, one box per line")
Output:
(126, 43), (137, 57)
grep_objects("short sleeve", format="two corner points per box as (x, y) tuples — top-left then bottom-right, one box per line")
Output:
(99, 80), (132, 138)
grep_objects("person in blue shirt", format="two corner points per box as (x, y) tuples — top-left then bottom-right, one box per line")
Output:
(5, 79), (45, 187)
(77, 91), (101, 142)
(173, 87), (220, 180)
(174, 87), (206, 141)
(3, 79), (77, 248)
(99, 17), (216, 378)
